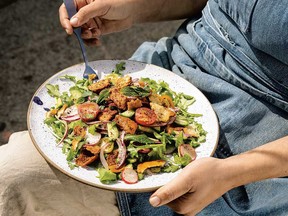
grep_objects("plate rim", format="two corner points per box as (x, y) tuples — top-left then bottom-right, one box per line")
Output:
(27, 59), (219, 192)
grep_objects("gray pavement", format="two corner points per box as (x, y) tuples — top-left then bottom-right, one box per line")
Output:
(0, 0), (182, 144)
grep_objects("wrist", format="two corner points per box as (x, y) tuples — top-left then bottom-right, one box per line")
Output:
(220, 144), (288, 190)
(220, 156), (246, 190)
(210, 157), (238, 192)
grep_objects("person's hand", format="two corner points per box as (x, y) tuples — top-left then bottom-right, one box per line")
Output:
(149, 157), (231, 215)
(59, 0), (208, 46)
(59, 0), (136, 46)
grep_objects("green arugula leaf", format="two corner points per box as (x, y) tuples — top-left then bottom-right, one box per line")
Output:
(46, 84), (61, 98)
(97, 89), (110, 104)
(60, 75), (77, 83)
(112, 61), (126, 75)
(124, 134), (159, 144)
(120, 86), (151, 97)
(175, 131), (184, 147)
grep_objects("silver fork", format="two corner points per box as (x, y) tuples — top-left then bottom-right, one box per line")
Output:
(63, 0), (98, 79)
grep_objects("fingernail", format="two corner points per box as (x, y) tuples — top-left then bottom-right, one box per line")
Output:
(150, 196), (161, 207)
(65, 29), (69, 34)
(70, 17), (78, 25)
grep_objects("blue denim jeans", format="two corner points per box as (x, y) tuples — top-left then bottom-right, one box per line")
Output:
(117, 0), (288, 215)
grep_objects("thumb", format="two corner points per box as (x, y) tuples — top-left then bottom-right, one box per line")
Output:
(149, 172), (191, 207)
(70, 2), (109, 27)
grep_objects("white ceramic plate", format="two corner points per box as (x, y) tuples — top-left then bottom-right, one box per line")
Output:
(27, 60), (219, 192)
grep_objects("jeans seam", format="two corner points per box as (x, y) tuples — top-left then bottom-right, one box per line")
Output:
(203, 4), (288, 98)
(115, 192), (132, 216)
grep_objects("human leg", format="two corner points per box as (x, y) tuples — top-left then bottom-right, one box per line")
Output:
(0, 131), (120, 216)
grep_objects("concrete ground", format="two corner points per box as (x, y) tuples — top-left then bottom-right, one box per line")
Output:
(0, 0), (182, 144)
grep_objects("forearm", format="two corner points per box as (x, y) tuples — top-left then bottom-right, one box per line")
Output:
(222, 136), (288, 190)
(131, 0), (207, 23)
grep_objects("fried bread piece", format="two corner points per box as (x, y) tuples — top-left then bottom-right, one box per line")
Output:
(127, 98), (143, 110)
(75, 149), (98, 167)
(109, 87), (128, 110)
(88, 79), (110, 93)
(114, 115), (137, 134)
(98, 107), (118, 121)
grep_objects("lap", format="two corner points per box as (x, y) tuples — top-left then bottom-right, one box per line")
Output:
(0, 131), (120, 216)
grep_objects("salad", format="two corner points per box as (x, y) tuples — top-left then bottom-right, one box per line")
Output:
(44, 62), (206, 184)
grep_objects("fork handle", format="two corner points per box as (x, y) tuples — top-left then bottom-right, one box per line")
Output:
(73, 28), (89, 65)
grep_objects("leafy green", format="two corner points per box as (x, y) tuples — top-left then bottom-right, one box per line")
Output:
(139, 78), (175, 98)
(88, 124), (98, 135)
(98, 168), (117, 183)
(44, 116), (57, 125)
(127, 143), (165, 158)
(120, 86), (151, 97)
(60, 75), (77, 83)
(60, 92), (73, 106)
(97, 89), (110, 104)
(175, 131), (184, 147)
(76, 78), (90, 89)
(157, 80), (176, 98)
(66, 147), (77, 162)
(46, 84), (60, 98)
(69, 85), (92, 102)
(162, 164), (180, 173)
(68, 120), (87, 130)
(174, 154), (191, 167)
(49, 120), (66, 138)
(112, 61), (126, 75)
(124, 134), (159, 144)
(174, 115), (190, 126)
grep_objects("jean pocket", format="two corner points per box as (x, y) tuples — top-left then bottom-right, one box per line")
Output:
(216, 0), (258, 33)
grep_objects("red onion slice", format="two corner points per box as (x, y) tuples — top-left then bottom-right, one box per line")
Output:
(61, 114), (80, 122)
(86, 121), (111, 131)
(100, 142), (110, 170)
(116, 131), (127, 169)
(60, 105), (80, 122)
(178, 144), (197, 161)
(121, 168), (138, 184)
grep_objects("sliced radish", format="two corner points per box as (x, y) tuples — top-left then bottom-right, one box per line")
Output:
(85, 129), (101, 145)
(121, 167), (138, 184)
(178, 144), (197, 161)
(61, 105), (78, 117)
